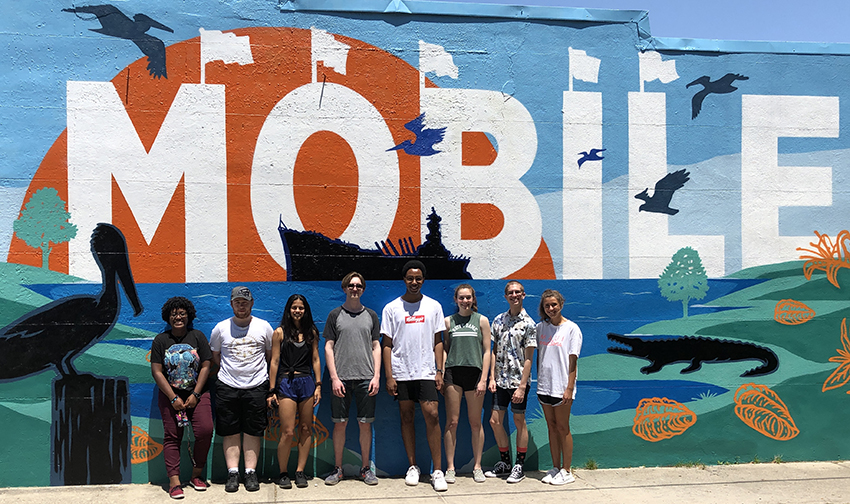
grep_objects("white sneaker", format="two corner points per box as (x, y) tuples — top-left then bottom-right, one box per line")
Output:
(541, 467), (560, 484)
(405, 465), (420, 486)
(506, 464), (525, 483)
(431, 470), (448, 492)
(550, 468), (575, 485)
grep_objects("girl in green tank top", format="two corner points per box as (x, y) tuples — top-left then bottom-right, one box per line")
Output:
(441, 284), (491, 483)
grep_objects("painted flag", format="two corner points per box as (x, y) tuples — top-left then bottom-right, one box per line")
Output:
(200, 28), (254, 67)
(419, 40), (458, 79)
(568, 47), (600, 83)
(311, 27), (351, 75)
(639, 51), (679, 84)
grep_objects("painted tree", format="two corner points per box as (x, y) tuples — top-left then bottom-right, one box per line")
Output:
(13, 187), (77, 269)
(658, 246), (709, 318)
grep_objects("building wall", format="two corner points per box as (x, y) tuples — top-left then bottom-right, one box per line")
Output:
(1, 0), (849, 486)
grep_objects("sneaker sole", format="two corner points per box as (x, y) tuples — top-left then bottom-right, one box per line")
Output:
(507, 476), (525, 483)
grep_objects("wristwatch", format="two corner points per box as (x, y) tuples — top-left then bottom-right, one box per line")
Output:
(192, 391), (201, 401)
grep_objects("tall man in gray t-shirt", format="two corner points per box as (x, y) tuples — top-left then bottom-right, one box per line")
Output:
(323, 272), (381, 486)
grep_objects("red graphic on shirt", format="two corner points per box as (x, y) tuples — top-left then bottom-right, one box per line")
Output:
(405, 315), (426, 324)
(539, 329), (564, 347)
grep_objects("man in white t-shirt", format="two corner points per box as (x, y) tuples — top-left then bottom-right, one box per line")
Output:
(210, 286), (274, 493)
(381, 260), (447, 492)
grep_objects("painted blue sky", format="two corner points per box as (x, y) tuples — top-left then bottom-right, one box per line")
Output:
(445, 0), (850, 44)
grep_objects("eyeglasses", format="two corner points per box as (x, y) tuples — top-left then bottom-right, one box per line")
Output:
(170, 310), (188, 318)
(347, 283), (363, 290)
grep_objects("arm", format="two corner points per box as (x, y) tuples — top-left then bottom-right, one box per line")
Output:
(325, 340), (345, 398)
(434, 330), (444, 392)
(382, 334), (397, 396)
(184, 360), (211, 409)
(211, 351), (221, 369)
(266, 328), (282, 409)
(489, 324), (498, 393)
(476, 316), (491, 397)
(151, 362), (184, 411)
(513, 346), (534, 403)
(311, 333), (322, 407)
(564, 354), (578, 403)
(369, 339), (381, 396)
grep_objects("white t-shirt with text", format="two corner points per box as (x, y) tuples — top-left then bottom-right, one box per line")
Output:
(536, 319), (582, 399)
(210, 316), (274, 389)
(381, 295), (445, 382)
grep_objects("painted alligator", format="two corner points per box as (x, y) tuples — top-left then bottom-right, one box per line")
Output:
(607, 333), (778, 377)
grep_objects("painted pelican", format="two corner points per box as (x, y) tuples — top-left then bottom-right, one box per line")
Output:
(0, 223), (143, 381)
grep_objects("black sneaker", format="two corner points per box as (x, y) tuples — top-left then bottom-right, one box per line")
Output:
(225, 471), (239, 493)
(245, 471), (260, 492)
(295, 471), (308, 488)
(278, 473), (292, 489)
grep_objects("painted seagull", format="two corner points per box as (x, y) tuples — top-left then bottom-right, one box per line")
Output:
(686, 73), (749, 119)
(577, 148), (605, 168)
(62, 4), (174, 78)
(635, 169), (690, 216)
(387, 113), (446, 156)
(0, 223), (143, 381)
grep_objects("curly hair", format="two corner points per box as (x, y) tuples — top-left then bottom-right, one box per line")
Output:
(538, 289), (565, 322)
(161, 296), (196, 323)
(279, 294), (319, 344)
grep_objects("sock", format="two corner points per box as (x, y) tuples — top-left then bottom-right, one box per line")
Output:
(245, 468), (255, 474)
(516, 448), (527, 466)
(228, 468), (239, 474)
(500, 448), (511, 465)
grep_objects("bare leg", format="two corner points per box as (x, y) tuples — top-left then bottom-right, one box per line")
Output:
(542, 404), (562, 469)
(242, 434), (261, 471)
(278, 398), (298, 473)
(332, 420), (348, 467)
(359, 422), (373, 465)
(399, 400), (417, 465)
(513, 411), (529, 450)
(295, 399), (314, 472)
(421, 400), (442, 471)
(443, 384), (463, 471)
(464, 389), (486, 469)
(222, 434), (241, 470)
(489, 409), (510, 449)
(552, 401), (573, 471)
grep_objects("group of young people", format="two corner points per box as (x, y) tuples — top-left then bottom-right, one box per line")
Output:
(149, 260), (582, 499)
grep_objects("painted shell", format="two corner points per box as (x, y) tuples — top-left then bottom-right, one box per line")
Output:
(774, 299), (815, 325)
(265, 407), (329, 448)
(130, 425), (163, 464)
(734, 383), (799, 441)
(632, 397), (697, 442)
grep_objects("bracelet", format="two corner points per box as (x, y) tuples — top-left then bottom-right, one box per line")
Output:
(315, 381), (322, 386)
(436, 369), (443, 373)
(170, 396), (179, 404)
(192, 391), (201, 401)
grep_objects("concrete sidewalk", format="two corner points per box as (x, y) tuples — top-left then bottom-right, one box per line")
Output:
(3, 462), (850, 503)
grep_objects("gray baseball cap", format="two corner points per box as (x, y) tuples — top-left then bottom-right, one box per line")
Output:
(230, 286), (253, 301)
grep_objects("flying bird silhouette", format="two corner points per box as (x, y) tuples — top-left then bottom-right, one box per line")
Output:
(577, 148), (605, 168)
(686, 73), (749, 119)
(62, 4), (174, 78)
(635, 169), (690, 215)
(387, 113), (446, 156)
(0, 223), (143, 382)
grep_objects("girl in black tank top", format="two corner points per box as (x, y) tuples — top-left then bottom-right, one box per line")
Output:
(267, 294), (322, 489)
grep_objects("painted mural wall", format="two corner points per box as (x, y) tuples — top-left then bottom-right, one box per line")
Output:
(2, 0), (850, 487)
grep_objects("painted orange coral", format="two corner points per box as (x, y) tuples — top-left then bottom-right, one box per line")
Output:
(822, 318), (850, 393)
(265, 407), (329, 447)
(734, 383), (799, 441)
(774, 299), (815, 325)
(632, 397), (696, 442)
(797, 230), (850, 288)
(130, 425), (163, 464)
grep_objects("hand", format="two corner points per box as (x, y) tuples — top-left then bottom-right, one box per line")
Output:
(313, 387), (321, 407)
(474, 382), (485, 397)
(512, 385), (526, 403)
(267, 395), (278, 409)
(368, 376), (380, 396)
(386, 376), (398, 397)
(184, 394), (198, 409)
(563, 388), (574, 403)
(435, 373), (443, 393)
(488, 379), (497, 394)
(171, 397), (185, 411)
(332, 378), (345, 398)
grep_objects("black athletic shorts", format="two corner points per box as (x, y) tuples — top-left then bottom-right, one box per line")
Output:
(443, 366), (481, 392)
(396, 379), (439, 403)
(214, 381), (269, 437)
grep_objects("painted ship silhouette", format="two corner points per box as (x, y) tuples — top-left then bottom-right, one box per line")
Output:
(279, 208), (472, 281)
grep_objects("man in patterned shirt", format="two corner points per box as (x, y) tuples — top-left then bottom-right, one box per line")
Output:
(486, 280), (537, 483)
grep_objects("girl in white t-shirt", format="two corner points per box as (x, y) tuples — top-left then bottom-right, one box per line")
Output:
(535, 289), (582, 486)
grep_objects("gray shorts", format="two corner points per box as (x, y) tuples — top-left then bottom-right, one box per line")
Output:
(331, 379), (376, 423)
